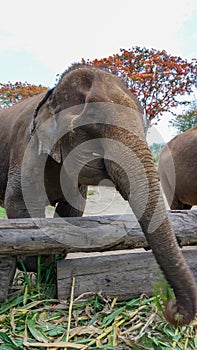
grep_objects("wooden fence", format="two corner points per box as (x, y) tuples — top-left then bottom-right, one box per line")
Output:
(0, 210), (197, 302)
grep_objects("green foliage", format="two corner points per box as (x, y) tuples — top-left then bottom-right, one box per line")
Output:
(0, 82), (47, 109)
(0, 268), (196, 349)
(149, 143), (165, 163)
(87, 189), (96, 196)
(0, 207), (7, 219)
(171, 100), (197, 133)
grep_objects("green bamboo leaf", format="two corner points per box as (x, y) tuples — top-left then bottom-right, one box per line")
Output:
(0, 333), (13, 345)
(27, 317), (49, 343)
(47, 325), (65, 336)
(0, 345), (18, 350)
(101, 306), (125, 328)
(21, 298), (57, 310)
(0, 332), (22, 350)
(0, 296), (24, 314)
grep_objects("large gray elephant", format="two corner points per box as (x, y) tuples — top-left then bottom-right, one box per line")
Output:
(159, 126), (197, 209)
(0, 64), (196, 326)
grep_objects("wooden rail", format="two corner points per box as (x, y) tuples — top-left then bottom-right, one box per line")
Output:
(0, 211), (196, 255)
(0, 210), (196, 302)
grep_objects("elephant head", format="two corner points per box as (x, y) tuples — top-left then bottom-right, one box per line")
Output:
(26, 64), (197, 326)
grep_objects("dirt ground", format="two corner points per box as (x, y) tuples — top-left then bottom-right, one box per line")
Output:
(84, 184), (169, 217)
(84, 185), (133, 216)
(85, 185), (196, 216)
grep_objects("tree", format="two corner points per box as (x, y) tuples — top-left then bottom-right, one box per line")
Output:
(83, 47), (197, 130)
(170, 100), (197, 133)
(0, 82), (47, 108)
(149, 142), (165, 163)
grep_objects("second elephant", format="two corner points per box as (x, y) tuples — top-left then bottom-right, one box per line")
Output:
(159, 126), (197, 209)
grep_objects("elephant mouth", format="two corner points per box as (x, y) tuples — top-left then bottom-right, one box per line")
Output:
(85, 151), (106, 170)
(85, 156), (105, 170)
(88, 152), (104, 168)
(79, 152), (109, 185)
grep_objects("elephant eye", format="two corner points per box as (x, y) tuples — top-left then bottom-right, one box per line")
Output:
(80, 76), (92, 91)
(79, 93), (86, 105)
(68, 93), (86, 107)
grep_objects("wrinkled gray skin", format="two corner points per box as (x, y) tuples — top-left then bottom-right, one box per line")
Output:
(0, 64), (196, 326)
(159, 126), (197, 209)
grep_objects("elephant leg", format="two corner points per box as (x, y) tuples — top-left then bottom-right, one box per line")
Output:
(5, 172), (50, 273)
(182, 204), (192, 210)
(5, 170), (45, 218)
(3, 174), (31, 293)
(54, 185), (88, 217)
(20, 185), (88, 271)
(53, 185), (88, 264)
(170, 197), (183, 210)
(5, 183), (31, 219)
(54, 201), (82, 217)
(170, 198), (192, 248)
(170, 195), (192, 210)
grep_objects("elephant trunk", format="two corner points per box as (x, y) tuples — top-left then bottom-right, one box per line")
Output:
(103, 126), (197, 326)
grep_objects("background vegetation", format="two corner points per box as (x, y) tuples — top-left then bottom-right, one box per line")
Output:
(170, 100), (197, 133)
(85, 46), (197, 130)
(0, 82), (46, 108)
(149, 143), (165, 163)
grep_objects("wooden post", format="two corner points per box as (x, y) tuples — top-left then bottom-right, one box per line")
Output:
(57, 247), (197, 301)
(0, 256), (16, 302)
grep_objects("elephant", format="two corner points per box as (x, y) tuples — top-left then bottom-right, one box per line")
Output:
(159, 126), (197, 209)
(0, 64), (196, 326)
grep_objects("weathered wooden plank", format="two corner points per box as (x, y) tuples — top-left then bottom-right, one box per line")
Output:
(57, 247), (197, 301)
(0, 211), (196, 254)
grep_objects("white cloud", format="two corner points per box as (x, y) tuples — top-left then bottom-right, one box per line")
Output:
(0, 0), (196, 142)
(147, 114), (177, 144)
(0, 0), (196, 73)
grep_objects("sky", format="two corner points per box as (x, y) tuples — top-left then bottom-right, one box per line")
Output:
(0, 0), (196, 143)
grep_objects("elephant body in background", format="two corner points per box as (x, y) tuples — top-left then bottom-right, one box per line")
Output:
(159, 126), (197, 209)
(0, 64), (196, 326)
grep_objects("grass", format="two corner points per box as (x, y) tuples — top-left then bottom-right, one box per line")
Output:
(0, 206), (7, 219)
(87, 189), (96, 196)
(0, 260), (196, 350)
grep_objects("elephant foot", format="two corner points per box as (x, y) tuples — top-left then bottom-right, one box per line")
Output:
(17, 255), (55, 273)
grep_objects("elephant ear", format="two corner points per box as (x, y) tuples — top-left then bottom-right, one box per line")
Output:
(31, 88), (61, 163)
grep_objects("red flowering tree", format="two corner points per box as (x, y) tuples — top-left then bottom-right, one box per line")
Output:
(84, 47), (197, 130)
(0, 82), (47, 108)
